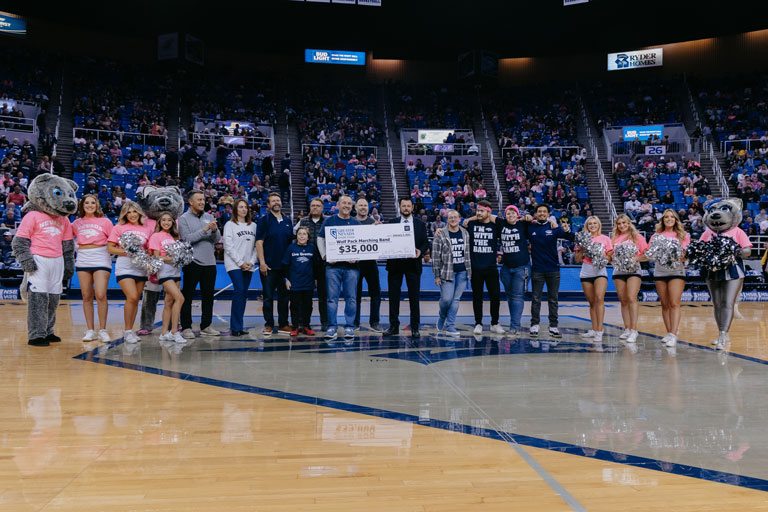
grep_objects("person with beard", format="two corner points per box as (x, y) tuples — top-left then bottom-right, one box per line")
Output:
(296, 198), (329, 330)
(255, 193), (294, 336)
(353, 197), (383, 332)
(383, 197), (429, 339)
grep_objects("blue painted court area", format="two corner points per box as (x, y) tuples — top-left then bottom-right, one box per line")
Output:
(74, 313), (768, 493)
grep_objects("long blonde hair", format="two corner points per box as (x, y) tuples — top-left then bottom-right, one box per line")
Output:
(655, 209), (687, 242)
(611, 213), (639, 244)
(584, 215), (602, 236)
(117, 201), (146, 225)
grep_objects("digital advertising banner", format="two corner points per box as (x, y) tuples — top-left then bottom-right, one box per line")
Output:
(622, 125), (663, 141)
(0, 11), (26, 37)
(305, 49), (366, 66)
(607, 48), (663, 71)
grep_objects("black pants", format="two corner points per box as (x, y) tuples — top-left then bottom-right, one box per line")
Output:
(180, 262), (217, 330)
(315, 262), (328, 328)
(531, 271), (561, 327)
(290, 289), (313, 329)
(387, 265), (422, 330)
(262, 268), (289, 328)
(354, 260), (381, 327)
(471, 266), (500, 325)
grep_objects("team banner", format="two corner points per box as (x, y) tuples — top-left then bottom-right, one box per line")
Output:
(607, 48), (663, 71)
(325, 223), (415, 262)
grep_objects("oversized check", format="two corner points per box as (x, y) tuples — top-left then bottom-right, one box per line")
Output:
(325, 223), (415, 262)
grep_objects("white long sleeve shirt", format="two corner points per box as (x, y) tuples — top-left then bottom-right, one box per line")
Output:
(222, 221), (257, 272)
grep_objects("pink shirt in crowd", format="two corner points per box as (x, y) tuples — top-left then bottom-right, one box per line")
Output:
(579, 234), (613, 265)
(651, 230), (690, 249)
(613, 233), (649, 256)
(107, 222), (154, 250)
(699, 226), (752, 248)
(71, 217), (114, 246)
(15, 211), (74, 258)
(148, 231), (176, 257)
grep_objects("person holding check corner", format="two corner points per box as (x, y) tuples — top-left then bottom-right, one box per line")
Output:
(383, 197), (429, 339)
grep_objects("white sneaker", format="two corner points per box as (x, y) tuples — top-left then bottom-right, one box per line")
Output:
(98, 329), (111, 343)
(661, 333), (673, 344)
(580, 330), (596, 339)
(200, 326), (220, 336)
(490, 324), (505, 334)
(473, 324), (483, 334)
(593, 331), (603, 342)
(181, 328), (196, 339)
(665, 334), (677, 347)
(82, 330), (98, 341)
(626, 330), (638, 343)
(619, 329), (631, 340)
(159, 332), (173, 341)
(173, 332), (187, 344)
(529, 325), (539, 337)
(124, 330), (139, 343)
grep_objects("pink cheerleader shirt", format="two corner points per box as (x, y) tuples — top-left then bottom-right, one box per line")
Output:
(71, 217), (114, 246)
(579, 234), (613, 265)
(107, 222), (154, 249)
(148, 231), (177, 257)
(613, 233), (649, 256)
(15, 211), (74, 258)
(651, 230), (691, 249)
(699, 226), (753, 249)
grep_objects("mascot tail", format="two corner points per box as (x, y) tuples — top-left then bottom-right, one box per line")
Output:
(19, 273), (28, 303)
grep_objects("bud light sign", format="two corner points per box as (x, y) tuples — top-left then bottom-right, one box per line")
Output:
(305, 49), (366, 66)
(622, 125), (663, 141)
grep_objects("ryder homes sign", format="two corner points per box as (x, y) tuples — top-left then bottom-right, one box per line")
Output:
(607, 48), (663, 71)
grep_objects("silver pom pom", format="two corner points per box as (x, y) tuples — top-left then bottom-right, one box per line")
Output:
(646, 235), (683, 270)
(119, 232), (144, 257)
(612, 243), (638, 274)
(575, 229), (609, 269)
(146, 256), (164, 275)
(165, 241), (194, 268)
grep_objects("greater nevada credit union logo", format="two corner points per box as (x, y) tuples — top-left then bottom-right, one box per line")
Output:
(329, 227), (355, 240)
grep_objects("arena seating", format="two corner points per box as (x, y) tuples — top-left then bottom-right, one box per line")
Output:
(586, 80), (683, 129)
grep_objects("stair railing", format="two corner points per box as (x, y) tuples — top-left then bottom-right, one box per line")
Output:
(476, 93), (502, 212)
(52, 71), (64, 161)
(285, 108), (294, 221)
(685, 77), (729, 198)
(580, 96), (616, 223)
(382, 97), (399, 212)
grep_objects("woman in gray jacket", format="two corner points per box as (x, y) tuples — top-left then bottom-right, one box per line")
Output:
(432, 209), (472, 336)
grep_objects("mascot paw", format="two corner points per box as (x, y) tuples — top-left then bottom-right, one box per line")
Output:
(21, 260), (38, 273)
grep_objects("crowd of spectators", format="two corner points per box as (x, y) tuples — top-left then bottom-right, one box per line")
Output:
(392, 84), (473, 130)
(0, 49), (53, 109)
(695, 74), (768, 145)
(303, 146), (381, 214)
(296, 86), (381, 149)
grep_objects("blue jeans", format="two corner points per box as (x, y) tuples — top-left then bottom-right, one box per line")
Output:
(438, 271), (467, 330)
(500, 265), (528, 331)
(228, 269), (253, 332)
(326, 265), (359, 329)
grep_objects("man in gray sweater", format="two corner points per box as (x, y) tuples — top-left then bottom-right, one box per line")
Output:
(179, 190), (222, 338)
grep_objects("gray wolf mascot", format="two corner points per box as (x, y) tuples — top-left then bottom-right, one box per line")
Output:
(12, 174), (79, 346)
(136, 185), (184, 334)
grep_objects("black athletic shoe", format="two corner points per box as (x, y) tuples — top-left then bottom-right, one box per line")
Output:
(44, 334), (62, 343)
(28, 338), (50, 347)
(411, 330), (421, 339)
(382, 326), (399, 337)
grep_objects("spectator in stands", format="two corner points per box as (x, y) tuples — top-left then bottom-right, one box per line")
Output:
(6, 185), (26, 207)
(661, 190), (675, 205)
(2, 208), (18, 227)
(278, 168), (291, 204)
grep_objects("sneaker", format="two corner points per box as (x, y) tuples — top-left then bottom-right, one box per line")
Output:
(290, 328), (299, 336)
(173, 332), (187, 344)
(715, 332), (729, 351)
(665, 334), (677, 347)
(82, 330), (98, 341)
(490, 324), (505, 334)
(529, 324), (539, 338)
(508, 329), (519, 339)
(619, 329), (631, 340)
(124, 331), (139, 343)
(262, 326), (274, 336)
(325, 327), (338, 340)
(445, 327), (461, 337)
(302, 327), (316, 336)
(98, 329), (111, 343)
(593, 331), (603, 342)
(201, 326), (220, 336)
(548, 327), (562, 339)
(580, 330), (596, 339)
(369, 322), (383, 333)
(626, 330), (638, 343)
(661, 333), (673, 344)
(277, 326), (292, 336)
(344, 328), (355, 339)
(181, 328), (196, 339)
(436, 318), (446, 332)
(159, 332), (173, 341)
(473, 324), (483, 334)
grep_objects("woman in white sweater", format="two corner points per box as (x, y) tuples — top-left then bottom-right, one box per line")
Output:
(223, 199), (258, 336)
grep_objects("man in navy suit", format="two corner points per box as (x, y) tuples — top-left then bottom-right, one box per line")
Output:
(383, 197), (429, 339)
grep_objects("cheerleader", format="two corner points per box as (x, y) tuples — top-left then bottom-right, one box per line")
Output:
(107, 201), (153, 343)
(610, 214), (648, 344)
(574, 216), (613, 342)
(649, 209), (690, 347)
(148, 212), (185, 343)
(71, 195), (114, 342)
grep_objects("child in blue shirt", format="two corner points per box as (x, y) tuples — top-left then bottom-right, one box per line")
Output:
(282, 226), (316, 335)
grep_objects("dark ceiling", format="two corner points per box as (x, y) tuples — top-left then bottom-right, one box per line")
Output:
(9, 0), (768, 60)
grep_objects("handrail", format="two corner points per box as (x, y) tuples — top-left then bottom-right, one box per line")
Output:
(189, 131), (273, 151)
(720, 138), (768, 153)
(0, 115), (37, 133)
(709, 143), (729, 198)
(176, 104), (182, 177)
(73, 127), (168, 147)
(579, 96), (616, 223)
(301, 143), (377, 158)
(405, 142), (480, 157)
(52, 71), (64, 158)
(476, 95), (502, 213)
(382, 97), (399, 213)
(285, 108), (294, 222)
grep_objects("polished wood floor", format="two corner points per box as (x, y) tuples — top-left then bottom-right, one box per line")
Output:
(1, 299), (768, 511)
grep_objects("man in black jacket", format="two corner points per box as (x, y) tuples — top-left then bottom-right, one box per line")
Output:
(383, 197), (429, 339)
